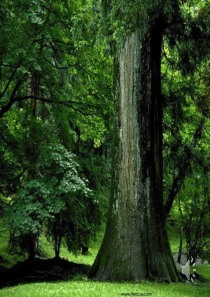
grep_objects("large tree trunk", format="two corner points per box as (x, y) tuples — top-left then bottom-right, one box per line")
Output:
(89, 26), (179, 282)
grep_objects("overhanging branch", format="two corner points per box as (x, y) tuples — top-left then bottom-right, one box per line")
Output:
(164, 117), (205, 219)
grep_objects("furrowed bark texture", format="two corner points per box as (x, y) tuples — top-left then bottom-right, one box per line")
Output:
(89, 27), (179, 282)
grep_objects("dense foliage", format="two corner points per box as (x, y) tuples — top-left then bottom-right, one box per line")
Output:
(0, 0), (113, 259)
(5, 144), (101, 258)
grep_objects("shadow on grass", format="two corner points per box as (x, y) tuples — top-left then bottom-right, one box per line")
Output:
(0, 257), (91, 289)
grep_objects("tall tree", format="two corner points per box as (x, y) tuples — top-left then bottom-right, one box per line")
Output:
(89, 0), (210, 282)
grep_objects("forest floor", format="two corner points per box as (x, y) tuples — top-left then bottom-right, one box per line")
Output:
(0, 219), (210, 296)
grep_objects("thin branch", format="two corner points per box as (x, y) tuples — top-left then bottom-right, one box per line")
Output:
(0, 63), (20, 69)
(162, 49), (175, 66)
(0, 60), (22, 99)
(5, 168), (26, 182)
(0, 80), (23, 118)
(164, 117), (205, 219)
(163, 121), (209, 170)
(61, 103), (96, 116)
(43, 56), (79, 70)
(52, 39), (74, 47)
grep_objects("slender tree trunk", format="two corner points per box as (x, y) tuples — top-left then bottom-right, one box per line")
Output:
(89, 26), (179, 282)
(28, 234), (38, 261)
(178, 227), (183, 264)
(29, 238), (35, 261)
(55, 240), (60, 259)
(26, 71), (40, 260)
(178, 195), (183, 263)
(54, 214), (62, 259)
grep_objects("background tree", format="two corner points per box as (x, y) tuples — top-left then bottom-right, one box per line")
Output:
(177, 173), (210, 265)
(5, 144), (101, 260)
(0, 0), (113, 213)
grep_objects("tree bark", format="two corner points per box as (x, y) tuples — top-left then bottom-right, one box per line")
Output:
(89, 25), (179, 282)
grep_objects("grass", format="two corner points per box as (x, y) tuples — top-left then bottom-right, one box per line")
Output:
(0, 279), (210, 297)
(1, 214), (210, 296)
(37, 224), (105, 267)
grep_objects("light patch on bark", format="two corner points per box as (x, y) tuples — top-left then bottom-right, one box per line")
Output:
(119, 128), (122, 139)
(113, 200), (118, 214)
(118, 33), (137, 210)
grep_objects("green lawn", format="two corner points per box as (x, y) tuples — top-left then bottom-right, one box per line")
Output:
(0, 279), (210, 297)
(0, 218), (210, 296)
